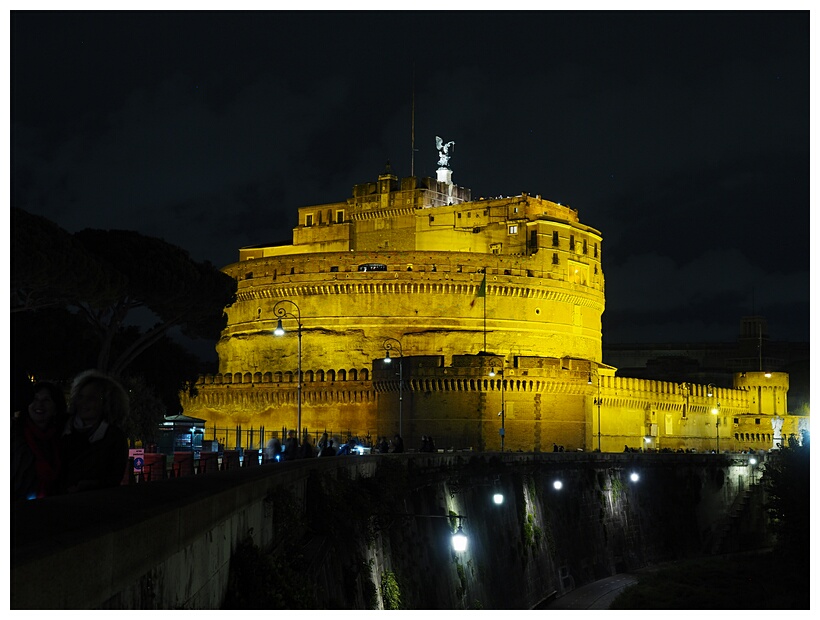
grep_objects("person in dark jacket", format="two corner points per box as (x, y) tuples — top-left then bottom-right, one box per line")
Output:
(60, 370), (129, 494)
(283, 430), (299, 461)
(11, 381), (68, 500)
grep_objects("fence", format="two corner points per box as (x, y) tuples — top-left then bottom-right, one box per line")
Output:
(202, 425), (376, 452)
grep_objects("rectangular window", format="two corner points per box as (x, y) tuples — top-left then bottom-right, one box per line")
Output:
(552, 253), (559, 265)
(583, 239), (588, 254)
(336, 210), (344, 223)
(570, 235), (575, 251)
(305, 214), (313, 227)
(594, 242), (598, 258)
(508, 225), (518, 235)
(552, 231), (559, 247)
(755, 419), (761, 425)
(330, 266), (339, 272)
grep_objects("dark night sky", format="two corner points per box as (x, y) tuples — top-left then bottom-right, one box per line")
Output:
(9, 10), (811, 354)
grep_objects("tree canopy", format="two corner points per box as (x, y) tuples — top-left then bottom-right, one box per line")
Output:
(11, 208), (236, 377)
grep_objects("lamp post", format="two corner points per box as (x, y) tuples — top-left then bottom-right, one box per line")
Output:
(711, 401), (721, 453)
(589, 373), (602, 452)
(383, 337), (404, 437)
(489, 366), (505, 451)
(273, 300), (302, 439)
(707, 384), (720, 453)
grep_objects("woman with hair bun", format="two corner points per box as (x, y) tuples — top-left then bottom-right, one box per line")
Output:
(60, 370), (129, 494)
(11, 381), (68, 500)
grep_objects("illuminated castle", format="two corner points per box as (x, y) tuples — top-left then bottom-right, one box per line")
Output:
(180, 145), (806, 452)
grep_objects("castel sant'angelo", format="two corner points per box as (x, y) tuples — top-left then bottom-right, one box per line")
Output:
(181, 139), (807, 452)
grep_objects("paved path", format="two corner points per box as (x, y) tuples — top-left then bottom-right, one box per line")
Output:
(534, 573), (639, 610)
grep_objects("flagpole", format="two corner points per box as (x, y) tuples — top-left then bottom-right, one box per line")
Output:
(483, 268), (487, 353)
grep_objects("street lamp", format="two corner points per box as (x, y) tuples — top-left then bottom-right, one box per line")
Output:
(711, 401), (721, 453)
(273, 300), (302, 440)
(489, 366), (505, 451)
(589, 373), (602, 452)
(383, 337), (404, 438)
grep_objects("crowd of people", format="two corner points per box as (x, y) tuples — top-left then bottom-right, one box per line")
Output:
(11, 370), (130, 501)
(264, 432), (411, 461)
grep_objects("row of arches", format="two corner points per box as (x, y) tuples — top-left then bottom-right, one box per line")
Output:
(199, 369), (370, 385)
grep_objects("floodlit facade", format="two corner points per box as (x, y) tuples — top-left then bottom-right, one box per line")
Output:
(180, 162), (807, 452)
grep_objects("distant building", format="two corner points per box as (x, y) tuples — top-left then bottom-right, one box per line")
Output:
(181, 156), (808, 452)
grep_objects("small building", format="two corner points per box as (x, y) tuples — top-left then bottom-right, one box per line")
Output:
(156, 414), (207, 456)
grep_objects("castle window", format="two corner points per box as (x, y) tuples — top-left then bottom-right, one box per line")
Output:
(570, 235), (575, 251)
(583, 239), (588, 254)
(755, 419), (761, 425)
(594, 265), (598, 274)
(552, 253), (559, 265)
(594, 242), (598, 258)
(336, 210), (344, 223)
(330, 266), (339, 272)
(734, 418), (739, 424)
(358, 263), (387, 272)
(508, 225), (518, 235)
(305, 214), (313, 227)
(458, 212), (462, 218)
(552, 231), (559, 247)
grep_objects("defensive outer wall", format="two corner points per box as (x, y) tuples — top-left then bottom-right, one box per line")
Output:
(11, 452), (768, 609)
(182, 365), (795, 454)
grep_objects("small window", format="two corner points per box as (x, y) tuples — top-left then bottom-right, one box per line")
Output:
(245, 272), (253, 280)
(458, 212), (462, 218)
(330, 266), (339, 272)
(305, 214), (313, 227)
(508, 225), (518, 235)
(429, 215), (435, 223)
(755, 419), (761, 425)
(552, 253), (559, 265)
(570, 235), (575, 251)
(552, 231), (559, 247)
(583, 239), (588, 254)
(467, 212), (471, 218)
(336, 210), (344, 223)
(513, 207), (518, 213)
(733, 418), (739, 424)
(594, 243), (598, 258)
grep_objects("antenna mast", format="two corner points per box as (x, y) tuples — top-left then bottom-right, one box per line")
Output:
(411, 64), (415, 177)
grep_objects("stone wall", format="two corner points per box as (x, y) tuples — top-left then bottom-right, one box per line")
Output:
(10, 453), (765, 609)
